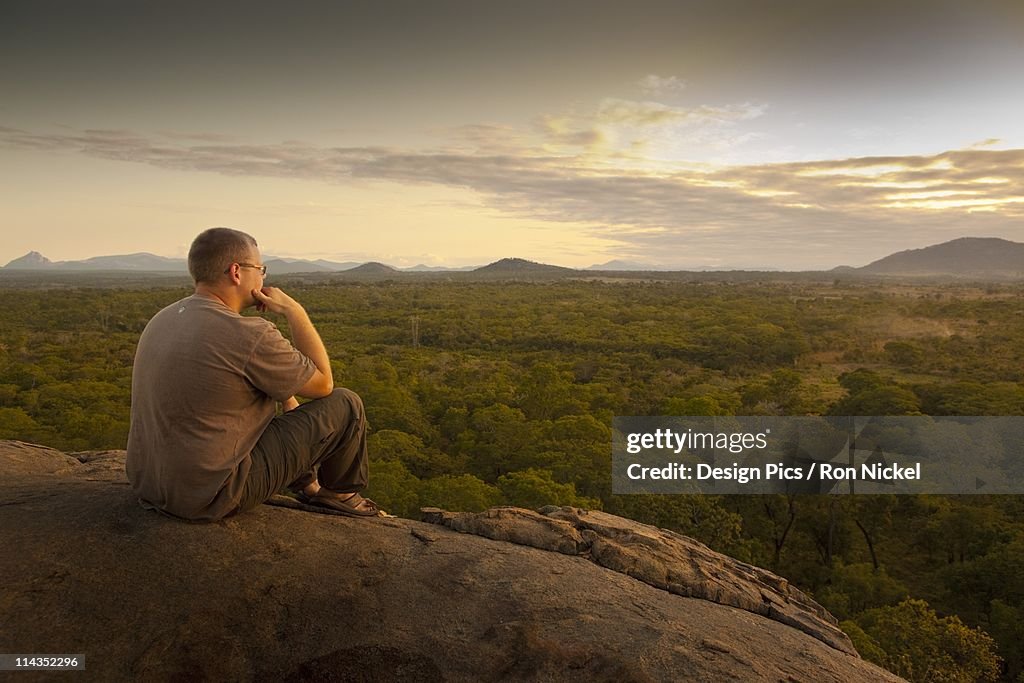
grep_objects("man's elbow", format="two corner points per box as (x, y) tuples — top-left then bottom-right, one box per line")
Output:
(299, 371), (334, 399)
(318, 377), (335, 397)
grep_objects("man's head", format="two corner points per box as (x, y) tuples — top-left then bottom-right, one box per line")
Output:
(188, 227), (260, 285)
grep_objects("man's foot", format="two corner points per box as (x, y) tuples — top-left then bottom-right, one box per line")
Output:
(310, 489), (381, 517)
(290, 482), (321, 504)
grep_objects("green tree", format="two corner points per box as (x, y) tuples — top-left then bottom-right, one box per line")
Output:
(988, 599), (1024, 682)
(362, 459), (421, 518)
(496, 468), (600, 510)
(457, 403), (538, 480)
(533, 414), (611, 498)
(817, 563), (909, 621)
(514, 362), (584, 420)
(606, 494), (747, 558)
(368, 429), (458, 479)
(831, 371), (922, 416)
(0, 406), (42, 441)
(662, 396), (726, 416)
(840, 619), (889, 664)
(418, 474), (502, 512)
(885, 340), (925, 368)
(342, 357), (435, 439)
(856, 599), (1001, 683)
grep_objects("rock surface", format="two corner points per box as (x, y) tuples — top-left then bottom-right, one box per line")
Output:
(422, 506), (854, 655)
(0, 440), (904, 682)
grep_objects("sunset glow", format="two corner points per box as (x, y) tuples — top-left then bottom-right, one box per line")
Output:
(2, 1), (1023, 270)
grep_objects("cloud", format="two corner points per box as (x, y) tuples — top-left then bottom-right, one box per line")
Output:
(596, 99), (765, 127)
(536, 115), (607, 149)
(156, 130), (242, 143)
(2, 124), (1022, 268)
(435, 123), (538, 155)
(967, 138), (1003, 149)
(637, 74), (687, 96)
(529, 99), (767, 165)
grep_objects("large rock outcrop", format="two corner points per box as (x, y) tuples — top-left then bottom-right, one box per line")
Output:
(0, 441), (903, 682)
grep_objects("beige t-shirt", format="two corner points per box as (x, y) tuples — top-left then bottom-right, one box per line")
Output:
(126, 293), (315, 521)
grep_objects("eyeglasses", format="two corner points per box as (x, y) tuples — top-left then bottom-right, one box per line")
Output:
(225, 263), (267, 276)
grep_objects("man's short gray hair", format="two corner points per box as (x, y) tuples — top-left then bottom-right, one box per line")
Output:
(188, 227), (258, 284)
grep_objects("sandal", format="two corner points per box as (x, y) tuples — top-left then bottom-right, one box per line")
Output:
(310, 490), (381, 517)
(289, 487), (316, 505)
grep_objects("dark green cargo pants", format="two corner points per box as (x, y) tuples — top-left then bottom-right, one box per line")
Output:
(235, 387), (369, 513)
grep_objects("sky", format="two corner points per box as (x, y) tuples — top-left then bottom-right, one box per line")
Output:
(2, 0), (1023, 270)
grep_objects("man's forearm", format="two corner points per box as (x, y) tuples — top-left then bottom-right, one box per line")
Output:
(250, 286), (334, 389)
(285, 307), (333, 384)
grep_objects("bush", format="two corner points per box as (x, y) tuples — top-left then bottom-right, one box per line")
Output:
(855, 598), (1000, 682)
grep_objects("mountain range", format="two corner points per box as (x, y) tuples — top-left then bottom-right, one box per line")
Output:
(4, 237), (1023, 278)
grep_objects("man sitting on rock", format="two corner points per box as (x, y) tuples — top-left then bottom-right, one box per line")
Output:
(126, 227), (380, 520)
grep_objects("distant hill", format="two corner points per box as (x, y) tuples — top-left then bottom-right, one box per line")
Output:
(6, 237), (1023, 280)
(851, 237), (1024, 278)
(474, 258), (575, 275)
(2, 252), (361, 274)
(3, 251), (54, 269)
(2, 251), (186, 272)
(342, 261), (400, 276)
(403, 264), (478, 272)
(587, 259), (661, 271)
(263, 258), (333, 274)
(67, 253), (186, 271)
(310, 258), (362, 271)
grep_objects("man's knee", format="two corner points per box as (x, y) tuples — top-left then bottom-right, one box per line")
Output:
(328, 387), (365, 423)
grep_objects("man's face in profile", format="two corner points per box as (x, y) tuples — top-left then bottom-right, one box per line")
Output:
(240, 247), (266, 309)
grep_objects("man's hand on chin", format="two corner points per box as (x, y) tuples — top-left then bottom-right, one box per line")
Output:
(252, 286), (302, 316)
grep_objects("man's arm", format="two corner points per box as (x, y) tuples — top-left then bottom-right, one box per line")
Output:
(252, 287), (334, 399)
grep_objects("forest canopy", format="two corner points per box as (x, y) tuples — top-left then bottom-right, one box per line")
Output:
(1, 276), (1021, 681)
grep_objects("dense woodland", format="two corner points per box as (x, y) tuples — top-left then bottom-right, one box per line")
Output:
(2, 275), (1023, 682)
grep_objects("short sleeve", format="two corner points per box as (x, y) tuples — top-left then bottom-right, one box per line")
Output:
(244, 324), (317, 401)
